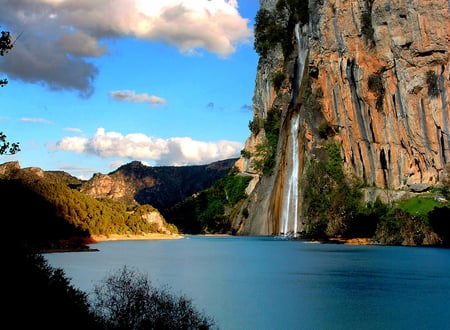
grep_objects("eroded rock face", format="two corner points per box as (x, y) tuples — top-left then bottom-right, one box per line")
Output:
(313, 0), (449, 188)
(80, 172), (137, 204)
(0, 161), (20, 177)
(233, 0), (449, 235)
(141, 212), (172, 234)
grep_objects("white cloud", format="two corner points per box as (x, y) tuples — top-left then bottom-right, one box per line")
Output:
(20, 117), (51, 124)
(64, 127), (83, 133)
(57, 163), (98, 180)
(0, 1), (252, 95)
(53, 128), (243, 165)
(109, 90), (167, 106)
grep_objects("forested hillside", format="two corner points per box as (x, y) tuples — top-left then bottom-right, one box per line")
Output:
(1, 164), (177, 251)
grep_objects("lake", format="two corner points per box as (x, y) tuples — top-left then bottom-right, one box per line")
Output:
(44, 235), (450, 330)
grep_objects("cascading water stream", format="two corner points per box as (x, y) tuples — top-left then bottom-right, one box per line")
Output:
(280, 114), (300, 237)
(279, 23), (308, 238)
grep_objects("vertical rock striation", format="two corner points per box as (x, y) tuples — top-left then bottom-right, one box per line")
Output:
(233, 0), (449, 235)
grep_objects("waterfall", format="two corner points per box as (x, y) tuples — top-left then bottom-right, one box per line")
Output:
(280, 113), (300, 237)
(278, 23), (308, 238)
(292, 23), (308, 104)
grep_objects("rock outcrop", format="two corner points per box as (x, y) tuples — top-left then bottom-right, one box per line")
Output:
(233, 0), (449, 236)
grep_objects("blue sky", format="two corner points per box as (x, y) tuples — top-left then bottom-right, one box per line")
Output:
(0, 0), (259, 179)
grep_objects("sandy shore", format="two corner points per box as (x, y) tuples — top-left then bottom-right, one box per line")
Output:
(91, 233), (184, 242)
(90, 234), (372, 245)
(318, 237), (372, 245)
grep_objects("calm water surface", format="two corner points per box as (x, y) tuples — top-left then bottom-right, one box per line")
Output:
(44, 236), (450, 330)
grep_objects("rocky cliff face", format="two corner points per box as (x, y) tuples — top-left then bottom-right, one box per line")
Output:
(233, 0), (449, 236)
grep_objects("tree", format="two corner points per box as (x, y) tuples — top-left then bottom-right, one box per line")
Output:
(91, 266), (216, 330)
(1, 29), (20, 154)
(7, 245), (101, 329)
(1, 30), (13, 87)
(0, 131), (20, 154)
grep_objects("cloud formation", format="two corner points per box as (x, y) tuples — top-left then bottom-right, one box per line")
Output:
(109, 90), (167, 106)
(64, 127), (83, 133)
(53, 128), (243, 165)
(20, 117), (51, 124)
(0, 1), (252, 96)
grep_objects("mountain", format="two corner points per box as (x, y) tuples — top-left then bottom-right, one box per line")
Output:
(231, 0), (449, 242)
(0, 158), (238, 247)
(79, 158), (238, 211)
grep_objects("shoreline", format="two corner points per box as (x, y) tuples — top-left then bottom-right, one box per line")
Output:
(91, 234), (372, 245)
(304, 237), (372, 245)
(41, 234), (372, 254)
(322, 237), (372, 245)
(90, 233), (185, 242)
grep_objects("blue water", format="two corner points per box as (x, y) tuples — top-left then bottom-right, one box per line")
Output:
(44, 236), (450, 330)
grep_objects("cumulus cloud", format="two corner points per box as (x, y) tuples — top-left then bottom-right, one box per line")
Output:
(109, 90), (167, 106)
(53, 128), (243, 165)
(0, 0), (252, 96)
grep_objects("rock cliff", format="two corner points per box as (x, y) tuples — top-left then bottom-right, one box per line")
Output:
(233, 0), (449, 236)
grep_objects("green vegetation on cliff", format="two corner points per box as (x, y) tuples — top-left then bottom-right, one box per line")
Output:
(254, 0), (309, 58)
(163, 168), (252, 234)
(301, 142), (450, 246)
(251, 107), (282, 176)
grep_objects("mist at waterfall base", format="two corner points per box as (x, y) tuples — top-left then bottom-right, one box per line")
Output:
(45, 236), (450, 330)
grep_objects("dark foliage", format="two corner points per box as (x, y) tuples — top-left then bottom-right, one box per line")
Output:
(254, 0), (309, 58)
(318, 122), (335, 139)
(0, 30), (13, 56)
(164, 169), (251, 234)
(346, 199), (387, 238)
(0, 30), (13, 87)
(272, 71), (285, 92)
(1, 29), (21, 151)
(8, 244), (215, 329)
(361, 11), (375, 45)
(368, 72), (385, 110)
(0, 131), (20, 154)
(254, 8), (283, 58)
(250, 108), (281, 176)
(91, 266), (216, 330)
(1, 179), (92, 251)
(6, 245), (101, 329)
(248, 118), (261, 136)
(276, 0), (309, 25)
(426, 70), (440, 98)
(429, 206), (450, 245)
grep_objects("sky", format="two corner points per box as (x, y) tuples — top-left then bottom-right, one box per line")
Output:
(0, 0), (260, 179)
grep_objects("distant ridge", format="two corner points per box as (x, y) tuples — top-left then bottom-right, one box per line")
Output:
(80, 158), (239, 211)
